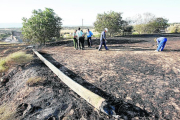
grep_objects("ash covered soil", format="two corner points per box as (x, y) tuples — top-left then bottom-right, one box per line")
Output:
(1, 34), (180, 120)
(41, 34), (180, 119)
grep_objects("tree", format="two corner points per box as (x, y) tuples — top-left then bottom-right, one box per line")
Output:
(22, 8), (62, 45)
(93, 11), (124, 37)
(132, 13), (169, 34)
(149, 17), (169, 33)
(133, 24), (144, 34)
(133, 13), (156, 34)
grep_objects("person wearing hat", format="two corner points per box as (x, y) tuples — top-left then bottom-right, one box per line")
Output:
(154, 37), (167, 52)
(98, 28), (109, 51)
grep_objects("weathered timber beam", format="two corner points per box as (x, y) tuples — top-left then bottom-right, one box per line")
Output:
(32, 49), (117, 117)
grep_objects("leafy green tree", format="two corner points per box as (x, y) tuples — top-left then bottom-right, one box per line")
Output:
(133, 24), (144, 34)
(22, 8), (62, 45)
(133, 13), (155, 34)
(147, 17), (169, 33)
(133, 13), (169, 34)
(94, 11), (124, 37)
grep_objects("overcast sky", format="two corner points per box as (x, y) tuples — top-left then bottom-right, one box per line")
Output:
(0, 0), (180, 27)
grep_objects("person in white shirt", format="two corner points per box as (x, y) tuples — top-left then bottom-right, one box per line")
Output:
(76, 27), (84, 50)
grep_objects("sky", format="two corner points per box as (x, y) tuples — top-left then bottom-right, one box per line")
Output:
(0, 0), (180, 27)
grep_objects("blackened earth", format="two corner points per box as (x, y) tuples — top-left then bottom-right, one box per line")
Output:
(0, 34), (180, 120)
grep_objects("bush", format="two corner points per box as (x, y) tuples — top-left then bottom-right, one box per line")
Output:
(166, 25), (180, 33)
(132, 32), (139, 35)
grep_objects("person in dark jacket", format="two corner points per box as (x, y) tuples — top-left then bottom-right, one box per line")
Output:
(98, 28), (109, 51)
(73, 30), (78, 49)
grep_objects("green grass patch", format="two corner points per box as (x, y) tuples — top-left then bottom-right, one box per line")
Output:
(0, 51), (33, 72)
(0, 42), (10, 44)
(0, 58), (7, 72)
(26, 76), (46, 86)
(0, 103), (16, 120)
(132, 32), (140, 35)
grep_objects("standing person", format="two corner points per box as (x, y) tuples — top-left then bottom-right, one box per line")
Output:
(76, 28), (84, 50)
(81, 30), (85, 49)
(73, 30), (78, 50)
(98, 28), (109, 51)
(87, 29), (93, 47)
(154, 37), (167, 52)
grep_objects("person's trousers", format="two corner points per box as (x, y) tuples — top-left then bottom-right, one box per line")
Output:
(79, 37), (84, 49)
(87, 37), (92, 47)
(157, 38), (167, 51)
(98, 40), (108, 50)
(73, 38), (78, 49)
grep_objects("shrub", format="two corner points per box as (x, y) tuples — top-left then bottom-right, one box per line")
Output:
(132, 32), (139, 35)
(166, 25), (180, 33)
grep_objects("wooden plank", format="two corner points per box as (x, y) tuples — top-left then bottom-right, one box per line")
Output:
(32, 49), (106, 111)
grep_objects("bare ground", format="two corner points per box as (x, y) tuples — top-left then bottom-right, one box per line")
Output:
(0, 34), (180, 120)
(40, 34), (180, 119)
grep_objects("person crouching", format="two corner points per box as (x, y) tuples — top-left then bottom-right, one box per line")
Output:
(154, 37), (167, 52)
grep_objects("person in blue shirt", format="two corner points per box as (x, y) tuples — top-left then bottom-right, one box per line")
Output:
(98, 28), (109, 51)
(86, 29), (93, 47)
(154, 37), (167, 52)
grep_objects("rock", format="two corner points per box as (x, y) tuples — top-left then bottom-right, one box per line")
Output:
(80, 116), (87, 120)
(16, 103), (28, 116)
(46, 116), (56, 120)
(1, 76), (8, 83)
(23, 104), (34, 117)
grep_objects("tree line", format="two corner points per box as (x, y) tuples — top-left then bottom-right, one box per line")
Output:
(21, 8), (172, 45)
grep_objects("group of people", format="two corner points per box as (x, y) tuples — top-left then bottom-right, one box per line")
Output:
(73, 27), (167, 52)
(73, 28), (93, 50)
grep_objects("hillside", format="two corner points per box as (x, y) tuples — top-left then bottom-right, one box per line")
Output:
(0, 34), (180, 119)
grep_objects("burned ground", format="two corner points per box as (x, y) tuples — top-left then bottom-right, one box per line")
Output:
(0, 34), (180, 120)
(0, 43), (27, 58)
(41, 34), (180, 119)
